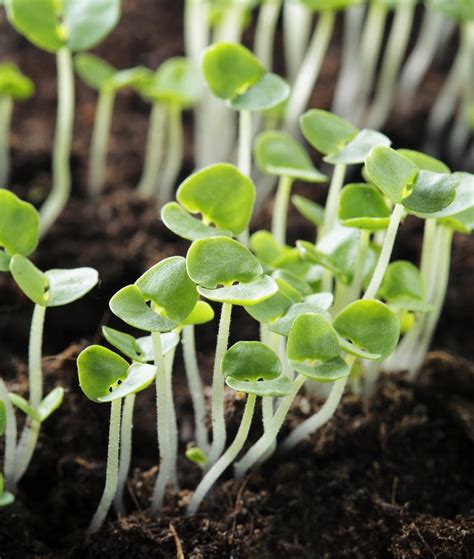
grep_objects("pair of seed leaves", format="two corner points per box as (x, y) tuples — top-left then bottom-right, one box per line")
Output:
(6, 0), (120, 53)
(0, 62), (34, 100)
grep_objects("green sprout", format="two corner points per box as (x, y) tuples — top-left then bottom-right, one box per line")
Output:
(74, 53), (149, 197)
(6, 0), (121, 235)
(0, 62), (34, 188)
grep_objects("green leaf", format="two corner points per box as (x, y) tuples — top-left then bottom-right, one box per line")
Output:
(182, 300), (215, 325)
(201, 42), (265, 100)
(222, 341), (281, 381)
(135, 332), (180, 361)
(416, 172), (473, 220)
(228, 73), (290, 112)
(161, 202), (233, 241)
(108, 66), (149, 90)
(250, 230), (291, 268)
(45, 267), (98, 307)
(428, 0), (474, 22)
(397, 149), (450, 174)
(292, 195), (325, 227)
(439, 206), (474, 234)
(226, 375), (293, 397)
(272, 269), (313, 296)
(77, 345), (129, 402)
(98, 362), (156, 402)
(187, 236), (263, 288)
(402, 171), (459, 215)
(0, 62), (34, 99)
(102, 326), (145, 362)
(338, 183), (391, 230)
(254, 131), (327, 182)
(298, 0), (364, 10)
(0, 252), (11, 272)
(324, 129), (391, 165)
(244, 280), (296, 323)
(9, 255), (48, 306)
(333, 299), (400, 361)
(9, 393), (41, 422)
(300, 109), (358, 156)
(0, 472), (14, 507)
(0, 400), (6, 436)
(269, 301), (332, 337)
(36, 387), (64, 422)
(135, 257), (198, 324)
(197, 275), (278, 305)
(177, 164), (255, 236)
(109, 285), (178, 332)
(365, 146), (418, 203)
(185, 446), (208, 465)
(74, 53), (116, 90)
(0, 190), (40, 257)
(288, 357), (349, 382)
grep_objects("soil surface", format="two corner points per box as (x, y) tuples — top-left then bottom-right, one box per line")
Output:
(1, 1), (473, 557)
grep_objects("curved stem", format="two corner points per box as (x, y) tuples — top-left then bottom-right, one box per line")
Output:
(137, 102), (167, 197)
(364, 203), (404, 300)
(40, 47), (74, 237)
(284, 10), (336, 134)
(283, 0), (312, 84)
(159, 103), (183, 205)
(0, 378), (17, 491)
(254, 0), (282, 71)
(88, 398), (122, 536)
(234, 374), (306, 480)
(321, 163), (346, 238)
(0, 95), (13, 188)
(271, 175), (293, 245)
(88, 88), (115, 197)
(187, 393), (256, 516)
(205, 303), (233, 470)
(182, 325), (209, 452)
(113, 393), (135, 515)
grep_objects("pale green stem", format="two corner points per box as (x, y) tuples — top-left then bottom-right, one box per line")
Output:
(205, 303), (233, 470)
(88, 88), (115, 197)
(87, 398), (122, 536)
(364, 203), (404, 300)
(0, 378), (17, 491)
(366, 0), (416, 129)
(258, 395), (276, 464)
(281, 356), (355, 452)
(159, 103), (183, 205)
(137, 102), (167, 197)
(254, 0), (282, 71)
(151, 331), (172, 514)
(272, 175), (293, 245)
(187, 393), (256, 516)
(113, 393), (135, 515)
(234, 374), (306, 480)
(420, 219), (437, 286)
(283, 0), (312, 84)
(238, 110), (252, 177)
(165, 346), (178, 488)
(40, 47), (74, 237)
(182, 325), (209, 453)
(0, 95), (13, 189)
(284, 10), (336, 134)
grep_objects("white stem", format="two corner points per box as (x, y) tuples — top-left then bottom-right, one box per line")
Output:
(187, 393), (256, 516)
(254, 0), (282, 71)
(271, 175), (293, 244)
(238, 110), (252, 177)
(364, 203), (404, 300)
(283, 0), (312, 84)
(182, 325), (209, 452)
(321, 163), (346, 238)
(258, 395), (276, 463)
(158, 103), (183, 205)
(40, 47), (74, 237)
(88, 398), (122, 536)
(113, 393), (135, 515)
(0, 95), (13, 188)
(88, 88), (115, 197)
(284, 10), (336, 134)
(205, 303), (233, 470)
(165, 346), (178, 488)
(234, 374), (306, 480)
(0, 378), (17, 491)
(137, 102), (167, 196)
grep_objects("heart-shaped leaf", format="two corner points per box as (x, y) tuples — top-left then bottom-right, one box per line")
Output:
(222, 341), (281, 381)
(161, 202), (233, 241)
(300, 109), (358, 156)
(45, 267), (98, 307)
(338, 183), (391, 230)
(0, 62), (34, 99)
(98, 363), (156, 402)
(228, 72), (290, 112)
(197, 275), (278, 305)
(324, 129), (391, 165)
(0, 190), (40, 257)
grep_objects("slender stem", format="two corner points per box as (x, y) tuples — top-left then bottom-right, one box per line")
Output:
(284, 10), (336, 133)
(182, 325), (209, 452)
(283, 0), (312, 84)
(258, 395), (276, 464)
(113, 393), (135, 515)
(151, 331), (172, 514)
(0, 378), (17, 491)
(234, 374), (306, 480)
(272, 175), (293, 245)
(88, 88), (115, 197)
(364, 203), (404, 300)
(40, 47), (74, 237)
(0, 95), (13, 188)
(420, 219), (437, 287)
(254, 0), (282, 71)
(159, 103), (183, 205)
(187, 393), (256, 516)
(366, 0), (416, 129)
(321, 163), (346, 238)
(137, 101), (167, 196)
(205, 303), (233, 470)
(14, 421), (39, 483)
(165, 346), (178, 488)
(88, 398), (122, 536)
(238, 110), (252, 177)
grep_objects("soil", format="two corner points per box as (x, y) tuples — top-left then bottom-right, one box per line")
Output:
(0, 1), (473, 557)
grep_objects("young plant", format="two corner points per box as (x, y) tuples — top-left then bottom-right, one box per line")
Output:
(137, 57), (201, 201)
(187, 341), (291, 515)
(74, 53), (148, 197)
(254, 131), (327, 244)
(77, 345), (156, 534)
(0, 62), (34, 188)
(6, 0), (120, 235)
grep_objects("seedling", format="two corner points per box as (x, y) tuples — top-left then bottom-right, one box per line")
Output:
(6, 0), (120, 234)
(0, 62), (34, 187)
(254, 131), (327, 244)
(75, 53), (149, 197)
